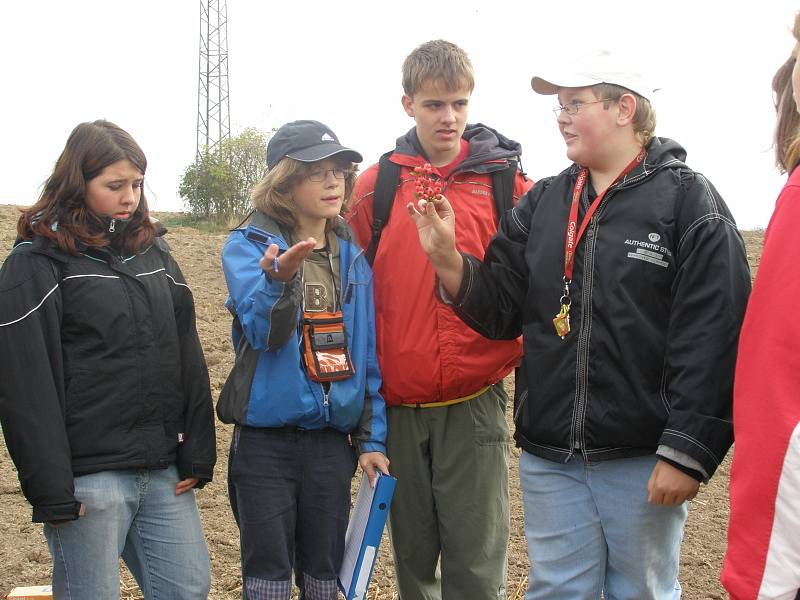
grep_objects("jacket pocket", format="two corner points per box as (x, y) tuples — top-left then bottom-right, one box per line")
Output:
(342, 278), (367, 307)
(64, 368), (129, 460)
(217, 336), (260, 424)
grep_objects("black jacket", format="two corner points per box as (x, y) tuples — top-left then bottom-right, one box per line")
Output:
(451, 137), (751, 477)
(0, 228), (216, 522)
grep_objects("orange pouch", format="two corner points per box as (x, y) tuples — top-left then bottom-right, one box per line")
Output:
(301, 311), (355, 382)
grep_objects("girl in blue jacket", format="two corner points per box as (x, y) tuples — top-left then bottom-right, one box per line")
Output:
(219, 120), (389, 600)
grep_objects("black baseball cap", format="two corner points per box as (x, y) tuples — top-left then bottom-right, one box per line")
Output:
(266, 120), (363, 170)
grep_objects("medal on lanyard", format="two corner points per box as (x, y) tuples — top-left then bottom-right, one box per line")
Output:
(554, 149), (646, 338)
(552, 276), (572, 338)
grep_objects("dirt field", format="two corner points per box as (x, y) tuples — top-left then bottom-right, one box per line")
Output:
(0, 204), (764, 599)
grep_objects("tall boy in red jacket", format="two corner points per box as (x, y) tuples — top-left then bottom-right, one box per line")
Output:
(347, 40), (531, 600)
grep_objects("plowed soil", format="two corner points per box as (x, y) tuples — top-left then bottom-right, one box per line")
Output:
(0, 205), (765, 599)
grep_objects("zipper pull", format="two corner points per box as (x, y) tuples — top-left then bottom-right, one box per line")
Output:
(108, 218), (116, 233)
(322, 387), (331, 422)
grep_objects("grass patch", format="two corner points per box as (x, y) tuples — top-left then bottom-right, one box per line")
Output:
(153, 212), (241, 234)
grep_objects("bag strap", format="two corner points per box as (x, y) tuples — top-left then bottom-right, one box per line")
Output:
(365, 154), (521, 265)
(365, 151), (399, 266)
(491, 159), (518, 221)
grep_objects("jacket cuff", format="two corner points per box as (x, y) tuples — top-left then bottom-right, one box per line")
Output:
(435, 253), (471, 306)
(178, 463), (214, 486)
(354, 440), (387, 455)
(659, 416), (731, 478)
(657, 455), (705, 483)
(656, 444), (709, 480)
(32, 500), (82, 524)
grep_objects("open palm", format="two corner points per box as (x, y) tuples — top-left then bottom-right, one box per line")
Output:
(258, 238), (316, 281)
(406, 197), (456, 258)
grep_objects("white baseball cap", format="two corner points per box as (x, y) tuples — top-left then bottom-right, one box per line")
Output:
(531, 50), (658, 101)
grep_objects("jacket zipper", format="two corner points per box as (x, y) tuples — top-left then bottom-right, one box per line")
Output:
(569, 166), (654, 456)
(572, 188), (616, 455)
(318, 247), (341, 425)
(572, 218), (595, 454)
(321, 386), (331, 422)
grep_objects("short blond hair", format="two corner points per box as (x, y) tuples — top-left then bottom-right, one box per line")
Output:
(593, 83), (657, 146)
(402, 40), (475, 97)
(251, 157), (357, 233)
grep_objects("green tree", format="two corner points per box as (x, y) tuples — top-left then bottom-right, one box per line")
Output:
(179, 127), (269, 221)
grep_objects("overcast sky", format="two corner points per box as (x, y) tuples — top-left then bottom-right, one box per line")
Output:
(1, 1), (796, 228)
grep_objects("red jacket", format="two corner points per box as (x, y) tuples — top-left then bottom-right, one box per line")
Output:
(347, 125), (532, 406)
(722, 166), (800, 599)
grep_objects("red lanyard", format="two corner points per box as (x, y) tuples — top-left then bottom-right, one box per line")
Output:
(563, 148), (646, 282)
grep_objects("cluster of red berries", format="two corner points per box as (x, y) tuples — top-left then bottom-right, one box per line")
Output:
(411, 163), (443, 204)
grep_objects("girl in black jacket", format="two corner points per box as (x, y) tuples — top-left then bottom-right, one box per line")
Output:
(0, 120), (216, 599)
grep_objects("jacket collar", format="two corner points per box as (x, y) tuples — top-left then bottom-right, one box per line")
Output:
(391, 123), (523, 175)
(562, 136), (689, 189)
(245, 210), (357, 247)
(18, 215), (167, 261)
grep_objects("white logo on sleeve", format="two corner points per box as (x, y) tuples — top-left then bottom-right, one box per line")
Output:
(321, 133), (334, 142)
(624, 234), (672, 268)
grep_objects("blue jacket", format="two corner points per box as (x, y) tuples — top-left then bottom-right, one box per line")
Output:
(217, 211), (386, 454)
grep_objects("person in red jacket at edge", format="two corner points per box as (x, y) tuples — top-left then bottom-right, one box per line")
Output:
(346, 40), (531, 600)
(722, 13), (800, 600)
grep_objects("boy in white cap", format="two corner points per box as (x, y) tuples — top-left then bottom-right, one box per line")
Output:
(407, 52), (751, 599)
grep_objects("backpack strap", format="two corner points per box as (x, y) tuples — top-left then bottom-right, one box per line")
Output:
(365, 151), (399, 266)
(491, 159), (519, 221)
(365, 154), (521, 265)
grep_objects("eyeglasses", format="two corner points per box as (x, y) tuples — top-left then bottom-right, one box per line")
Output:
(306, 167), (352, 182)
(553, 98), (615, 116)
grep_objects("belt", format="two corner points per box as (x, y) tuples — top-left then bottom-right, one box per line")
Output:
(400, 385), (490, 409)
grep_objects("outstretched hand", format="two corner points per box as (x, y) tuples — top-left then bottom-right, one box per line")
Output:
(259, 238), (316, 281)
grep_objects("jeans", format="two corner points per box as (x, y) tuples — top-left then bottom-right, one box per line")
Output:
(228, 425), (357, 600)
(519, 451), (686, 600)
(44, 465), (210, 600)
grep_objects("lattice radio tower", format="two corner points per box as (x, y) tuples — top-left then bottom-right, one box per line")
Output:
(196, 0), (231, 159)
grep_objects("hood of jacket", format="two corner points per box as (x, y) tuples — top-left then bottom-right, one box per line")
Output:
(15, 215), (168, 260)
(392, 123), (523, 174)
(626, 136), (688, 182)
(559, 136), (689, 184)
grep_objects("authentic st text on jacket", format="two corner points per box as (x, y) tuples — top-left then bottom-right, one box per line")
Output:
(217, 212), (387, 454)
(450, 137), (751, 477)
(0, 231), (216, 522)
(347, 124), (531, 406)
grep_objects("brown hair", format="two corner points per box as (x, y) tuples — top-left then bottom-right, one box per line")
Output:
(250, 157), (357, 233)
(774, 13), (800, 172)
(402, 40), (475, 97)
(18, 120), (155, 255)
(593, 83), (657, 146)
